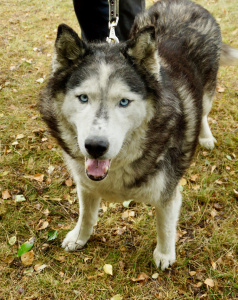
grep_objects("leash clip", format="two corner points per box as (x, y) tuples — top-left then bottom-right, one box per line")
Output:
(106, 17), (119, 44)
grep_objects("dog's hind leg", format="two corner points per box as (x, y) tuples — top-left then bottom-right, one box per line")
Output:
(62, 188), (101, 252)
(153, 186), (182, 270)
(199, 93), (217, 149)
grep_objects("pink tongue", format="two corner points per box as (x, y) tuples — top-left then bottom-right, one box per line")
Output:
(86, 159), (110, 177)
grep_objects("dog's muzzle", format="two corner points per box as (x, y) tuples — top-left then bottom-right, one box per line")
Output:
(84, 136), (111, 181)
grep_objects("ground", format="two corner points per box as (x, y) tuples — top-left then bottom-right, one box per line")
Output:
(0, 0), (237, 299)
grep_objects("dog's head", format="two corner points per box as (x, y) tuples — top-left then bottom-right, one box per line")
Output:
(44, 24), (160, 181)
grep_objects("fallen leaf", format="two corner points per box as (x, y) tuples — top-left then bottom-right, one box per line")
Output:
(16, 134), (25, 139)
(211, 165), (216, 174)
(55, 255), (65, 262)
(35, 220), (49, 231)
(36, 78), (44, 84)
(123, 200), (133, 208)
(179, 178), (187, 186)
(65, 178), (73, 187)
(21, 250), (34, 266)
(211, 261), (217, 270)
(34, 264), (48, 272)
(213, 203), (223, 210)
(103, 264), (113, 275)
(132, 272), (149, 282)
(215, 179), (223, 185)
(121, 210), (135, 219)
(217, 85), (225, 93)
(2, 190), (11, 199)
(15, 194), (26, 202)
(33, 174), (44, 182)
(152, 273), (159, 279)
(189, 271), (197, 276)
(48, 165), (55, 175)
(17, 237), (35, 257)
(9, 236), (17, 245)
(47, 230), (58, 241)
(190, 174), (199, 182)
(111, 295), (122, 300)
(204, 278), (215, 287)
(210, 209), (218, 218)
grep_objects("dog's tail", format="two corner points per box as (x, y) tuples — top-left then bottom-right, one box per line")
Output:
(220, 43), (238, 66)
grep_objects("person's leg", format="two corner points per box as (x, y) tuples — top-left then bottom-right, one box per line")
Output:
(73, 0), (145, 42)
(117, 0), (145, 40)
(73, 0), (109, 42)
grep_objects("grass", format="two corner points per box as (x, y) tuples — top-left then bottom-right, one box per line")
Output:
(0, 0), (237, 299)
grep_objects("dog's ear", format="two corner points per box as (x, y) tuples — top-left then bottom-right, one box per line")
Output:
(123, 26), (159, 75)
(52, 24), (88, 73)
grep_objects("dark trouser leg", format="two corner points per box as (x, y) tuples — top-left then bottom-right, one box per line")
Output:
(72, 0), (145, 42)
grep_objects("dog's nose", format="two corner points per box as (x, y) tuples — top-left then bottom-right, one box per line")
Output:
(85, 136), (109, 159)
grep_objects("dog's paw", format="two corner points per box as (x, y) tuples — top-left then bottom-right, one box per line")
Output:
(62, 230), (87, 252)
(153, 247), (175, 270)
(199, 136), (217, 150)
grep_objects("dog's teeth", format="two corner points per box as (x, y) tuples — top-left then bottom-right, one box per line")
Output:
(104, 166), (108, 173)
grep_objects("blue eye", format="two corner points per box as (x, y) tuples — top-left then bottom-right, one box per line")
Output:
(78, 94), (88, 103)
(119, 98), (131, 107)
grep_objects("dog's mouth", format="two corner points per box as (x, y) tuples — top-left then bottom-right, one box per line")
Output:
(85, 158), (111, 181)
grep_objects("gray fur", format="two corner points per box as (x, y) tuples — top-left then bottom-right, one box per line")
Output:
(39, 0), (238, 269)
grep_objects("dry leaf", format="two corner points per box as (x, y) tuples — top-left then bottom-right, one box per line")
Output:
(132, 272), (149, 282)
(152, 273), (159, 279)
(190, 174), (199, 182)
(189, 271), (197, 276)
(33, 174), (44, 182)
(179, 178), (187, 186)
(65, 178), (73, 187)
(211, 165), (216, 174)
(55, 255), (66, 262)
(16, 134), (25, 139)
(211, 261), (217, 270)
(111, 295), (122, 300)
(34, 264), (48, 272)
(35, 220), (49, 231)
(204, 278), (215, 287)
(210, 209), (218, 218)
(2, 190), (11, 199)
(217, 85), (225, 93)
(21, 250), (34, 266)
(215, 179), (223, 185)
(103, 264), (113, 275)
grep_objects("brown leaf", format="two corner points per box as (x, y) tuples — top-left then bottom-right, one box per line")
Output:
(217, 85), (225, 93)
(2, 190), (11, 199)
(35, 220), (49, 231)
(21, 250), (34, 266)
(132, 272), (149, 282)
(190, 174), (199, 182)
(65, 178), (73, 187)
(34, 264), (48, 272)
(204, 278), (215, 287)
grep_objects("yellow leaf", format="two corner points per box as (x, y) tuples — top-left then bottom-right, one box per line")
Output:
(179, 178), (187, 186)
(2, 190), (11, 199)
(111, 295), (122, 300)
(204, 278), (215, 287)
(189, 271), (196, 276)
(103, 264), (113, 275)
(21, 250), (34, 266)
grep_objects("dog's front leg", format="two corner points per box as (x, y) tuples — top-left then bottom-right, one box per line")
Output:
(62, 187), (101, 252)
(153, 186), (182, 270)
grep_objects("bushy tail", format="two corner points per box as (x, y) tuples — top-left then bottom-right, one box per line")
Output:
(220, 43), (238, 66)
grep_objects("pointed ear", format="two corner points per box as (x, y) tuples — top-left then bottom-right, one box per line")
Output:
(52, 24), (88, 73)
(124, 26), (159, 75)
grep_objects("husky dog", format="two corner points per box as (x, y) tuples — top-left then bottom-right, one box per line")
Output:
(40, 0), (238, 270)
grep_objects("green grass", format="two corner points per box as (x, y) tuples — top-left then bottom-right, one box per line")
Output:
(0, 0), (238, 299)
